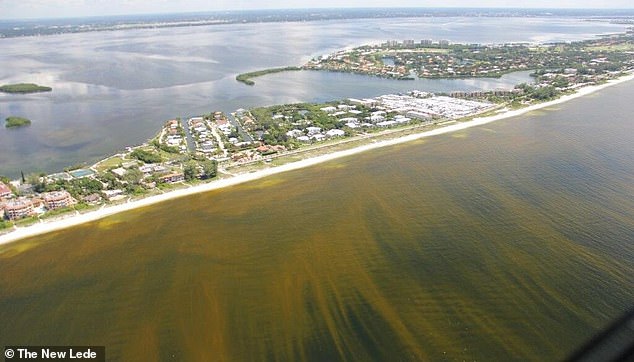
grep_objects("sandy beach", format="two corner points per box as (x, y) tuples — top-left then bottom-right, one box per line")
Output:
(1, 73), (633, 246)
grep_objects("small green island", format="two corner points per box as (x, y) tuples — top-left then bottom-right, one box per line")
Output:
(236, 66), (302, 85)
(0, 83), (52, 94)
(5, 116), (32, 128)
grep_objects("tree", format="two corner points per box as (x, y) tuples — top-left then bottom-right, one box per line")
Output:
(27, 173), (47, 193)
(130, 149), (162, 163)
(98, 172), (121, 190)
(123, 168), (143, 185)
(201, 160), (217, 179)
(183, 161), (198, 181)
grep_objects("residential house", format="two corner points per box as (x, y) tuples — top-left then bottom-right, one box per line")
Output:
(4, 199), (34, 220)
(159, 172), (185, 184)
(306, 127), (322, 135)
(103, 189), (125, 201)
(83, 193), (102, 205)
(326, 129), (345, 138)
(42, 190), (74, 210)
(0, 182), (12, 198)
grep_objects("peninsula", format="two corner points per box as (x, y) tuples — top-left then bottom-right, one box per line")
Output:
(2, 70), (634, 245)
(237, 30), (634, 86)
(2, 30), (634, 244)
(0, 83), (52, 94)
(236, 67), (302, 85)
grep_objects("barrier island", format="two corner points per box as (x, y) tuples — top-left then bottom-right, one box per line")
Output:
(2, 29), (634, 243)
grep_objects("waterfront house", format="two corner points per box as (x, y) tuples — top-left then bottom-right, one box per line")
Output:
(0, 182), (12, 198)
(103, 189), (125, 201)
(4, 199), (34, 220)
(42, 190), (75, 210)
(159, 172), (185, 184)
(83, 193), (102, 205)
(326, 129), (345, 138)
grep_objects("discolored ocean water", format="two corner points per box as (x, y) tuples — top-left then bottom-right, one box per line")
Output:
(1, 81), (633, 360)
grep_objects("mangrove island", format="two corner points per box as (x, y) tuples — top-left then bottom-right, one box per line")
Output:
(0, 83), (52, 94)
(5, 116), (32, 128)
(236, 66), (302, 85)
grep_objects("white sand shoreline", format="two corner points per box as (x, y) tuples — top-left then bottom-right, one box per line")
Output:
(2, 73), (633, 246)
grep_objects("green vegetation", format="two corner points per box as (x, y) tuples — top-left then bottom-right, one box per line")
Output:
(5, 116), (31, 128)
(151, 139), (180, 154)
(183, 160), (198, 181)
(236, 66), (302, 85)
(200, 159), (217, 179)
(13, 216), (39, 227)
(0, 83), (52, 94)
(0, 220), (13, 230)
(95, 156), (125, 172)
(305, 33), (634, 81)
(516, 84), (560, 101)
(38, 206), (75, 220)
(130, 149), (162, 164)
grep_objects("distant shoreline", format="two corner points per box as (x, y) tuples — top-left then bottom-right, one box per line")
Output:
(1, 72), (633, 247)
(3, 8), (628, 39)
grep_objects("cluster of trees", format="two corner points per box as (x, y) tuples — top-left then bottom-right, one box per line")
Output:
(151, 139), (180, 154)
(130, 149), (162, 163)
(183, 159), (217, 181)
(516, 83), (560, 101)
(25, 173), (104, 198)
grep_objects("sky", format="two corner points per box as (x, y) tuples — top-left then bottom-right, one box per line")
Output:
(0, 0), (632, 20)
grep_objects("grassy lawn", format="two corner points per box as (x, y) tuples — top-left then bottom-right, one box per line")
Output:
(95, 156), (125, 172)
(14, 217), (39, 227)
(585, 44), (634, 52)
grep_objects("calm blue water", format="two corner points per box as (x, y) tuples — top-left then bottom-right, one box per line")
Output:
(0, 16), (628, 177)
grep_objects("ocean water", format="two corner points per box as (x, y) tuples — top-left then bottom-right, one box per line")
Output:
(0, 16), (629, 177)
(1, 78), (632, 360)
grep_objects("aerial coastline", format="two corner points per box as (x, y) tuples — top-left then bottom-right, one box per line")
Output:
(3, 5), (634, 360)
(1, 71), (633, 247)
(2, 29), (634, 244)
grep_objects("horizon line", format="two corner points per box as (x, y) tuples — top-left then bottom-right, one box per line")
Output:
(2, 6), (634, 22)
